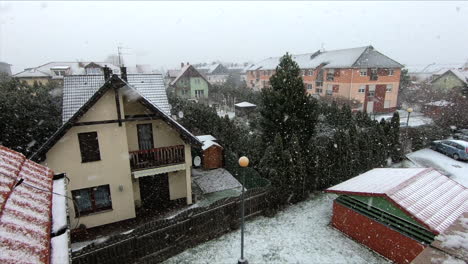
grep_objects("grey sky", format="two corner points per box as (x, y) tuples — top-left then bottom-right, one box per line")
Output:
(1, 1), (467, 73)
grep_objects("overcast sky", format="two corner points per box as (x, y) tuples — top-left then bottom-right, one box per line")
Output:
(1, 1), (467, 73)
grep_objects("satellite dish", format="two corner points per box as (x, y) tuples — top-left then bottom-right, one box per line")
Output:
(193, 156), (201, 167)
(178, 111), (184, 119)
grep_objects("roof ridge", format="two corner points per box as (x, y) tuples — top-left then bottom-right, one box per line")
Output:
(386, 168), (434, 196)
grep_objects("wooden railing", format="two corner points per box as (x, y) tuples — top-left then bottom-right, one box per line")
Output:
(129, 145), (185, 171)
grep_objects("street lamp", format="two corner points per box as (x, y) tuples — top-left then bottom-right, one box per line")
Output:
(406, 107), (413, 128)
(238, 156), (249, 264)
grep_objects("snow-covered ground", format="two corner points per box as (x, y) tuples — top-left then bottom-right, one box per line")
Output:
(407, 148), (468, 187)
(164, 194), (389, 264)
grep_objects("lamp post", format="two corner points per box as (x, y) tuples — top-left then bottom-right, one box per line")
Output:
(238, 156), (249, 264)
(406, 107), (413, 128)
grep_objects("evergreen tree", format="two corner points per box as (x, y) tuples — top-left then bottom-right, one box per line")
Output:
(289, 134), (308, 202)
(260, 53), (317, 147)
(389, 112), (402, 162)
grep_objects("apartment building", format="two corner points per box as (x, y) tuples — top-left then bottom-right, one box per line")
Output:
(246, 46), (403, 113)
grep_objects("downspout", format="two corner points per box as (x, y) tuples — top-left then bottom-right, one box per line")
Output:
(349, 68), (354, 101)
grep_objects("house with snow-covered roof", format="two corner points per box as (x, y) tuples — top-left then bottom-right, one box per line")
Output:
(13, 61), (121, 86)
(431, 69), (468, 93)
(169, 63), (210, 102)
(30, 66), (202, 229)
(0, 146), (70, 264)
(246, 45), (403, 113)
(326, 168), (467, 264)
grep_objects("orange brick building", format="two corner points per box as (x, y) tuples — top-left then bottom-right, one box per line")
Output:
(246, 46), (403, 113)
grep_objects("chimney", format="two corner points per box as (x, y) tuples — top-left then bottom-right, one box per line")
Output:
(103, 65), (112, 80)
(120, 66), (127, 82)
(187, 62), (189, 65)
(181, 62), (185, 68)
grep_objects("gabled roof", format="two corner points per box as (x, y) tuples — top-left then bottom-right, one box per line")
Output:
(247, 46), (403, 71)
(170, 64), (210, 86)
(31, 74), (201, 162)
(326, 168), (468, 234)
(62, 74), (170, 123)
(195, 63), (229, 75)
(0, 146), (69, 264)
(432, 69), (468, 85)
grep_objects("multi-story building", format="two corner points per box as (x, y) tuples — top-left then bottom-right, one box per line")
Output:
(31, 67), (201, 229)
(246, 46), (403, 113)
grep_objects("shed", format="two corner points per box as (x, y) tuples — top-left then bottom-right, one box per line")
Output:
(234, 101), (257, 117)
(326, 168), (467, 264)
(196, 135), (224, 170)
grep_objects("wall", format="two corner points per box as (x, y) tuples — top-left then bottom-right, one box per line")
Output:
(189, 77), (209, 98)
(332, 201), (426, 264)
(432, 72), (465, 92)
(203, 146), (223, 169)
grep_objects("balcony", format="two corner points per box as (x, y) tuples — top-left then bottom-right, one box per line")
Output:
(129, 145), (185, 171)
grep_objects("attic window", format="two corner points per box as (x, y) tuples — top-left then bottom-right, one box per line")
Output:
(360, 69), (367, 76)
(86, 67), (102, 75)
(78, 132), (101, 162)
(389, 69), (394, 76)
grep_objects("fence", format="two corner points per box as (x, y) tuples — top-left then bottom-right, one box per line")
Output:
(71, 187), (272, 264)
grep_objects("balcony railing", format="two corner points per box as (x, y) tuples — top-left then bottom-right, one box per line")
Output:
(129, 145), (185, 171)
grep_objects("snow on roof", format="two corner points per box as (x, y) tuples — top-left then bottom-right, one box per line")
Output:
(192, 168), (241, 194)
(327, 168), (468, 234)
(13, 61), (120, 78)
(0, 146), (68, 264)
(170, 64), (191, 86)
(406, 63), (464, 74)
(201, 140), (222, 151)
(167, 69), (180, 78)
(424, 100), (454, 107)
(450, 69), (468, 84)
(51, 231), (70, 264)
(52, 178), (67, 234)
(235, 101), (256, 108)
(196, 135), (217, 142)
(246, 46), (403, 71)
(62, 74), (170, 123)
(195, 63), (222, 74)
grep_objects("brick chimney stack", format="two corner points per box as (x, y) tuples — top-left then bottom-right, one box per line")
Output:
(181, 62), (185, 68)
(120, 66), (127, 82)
(103, 65), (112, 80)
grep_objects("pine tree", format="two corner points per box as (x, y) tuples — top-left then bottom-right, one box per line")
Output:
(389, 112), (402, 162)
(260, 53), (317, 147)
(289, 134), (308, 202)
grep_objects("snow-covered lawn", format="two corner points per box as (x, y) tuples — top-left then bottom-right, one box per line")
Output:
(407, 148), (468, 187)
(164, 194), (389, 264)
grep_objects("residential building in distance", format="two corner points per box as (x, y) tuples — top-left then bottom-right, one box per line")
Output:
(169, 63), (210, 102)
(406, 61), (468, 83)
(246, 46), (403, 113)
(0, 61), (12, 76)
(194, 63), (229, 84)
(431, 69), (468, 92)
(31, 67), (202, 229)
(13, 61), (121, 85)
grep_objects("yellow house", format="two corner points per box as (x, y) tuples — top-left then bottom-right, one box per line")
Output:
(31, 67), (202, 229)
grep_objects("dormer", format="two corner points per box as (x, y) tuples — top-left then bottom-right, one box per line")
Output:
(84, 62), (103, 75)
(50, 66), (70, 79)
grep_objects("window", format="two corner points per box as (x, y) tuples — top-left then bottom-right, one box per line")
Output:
(315, 81), (323, 87)
(333, 85), (339, 93)
(327, 69), (335, 81)
(86, 67), (102, 75)
(388, 69), (394, 76)
(315, 88), (323, 94)
(307, 84), (313, 90)
(53, 70), (66, 76)
(195, 90), (205, 98)
(326, 90), (333, 95)
(358, 85), (366, 93)
(78, 132), (101, 162)
(386, 84), (393, 92)
(72, 185), (112, 215)
(384, 100), (391, 108)
(301, 70), (305, 76)
(360, 69), (367, 76)
(370, 68), (378, 80)
(305, 69), (312, 76)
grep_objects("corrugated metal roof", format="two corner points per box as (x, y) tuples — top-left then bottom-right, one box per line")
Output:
(327, 168), (468, 234)
(62, 74), (170, 123)
(0, 146), (54, 264)
(247, 46), (403, 71)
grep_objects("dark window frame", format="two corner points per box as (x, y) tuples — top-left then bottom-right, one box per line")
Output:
(137, 123), (154, 150)
(78, 132), (101, 163)
(72, 184), (112, 216)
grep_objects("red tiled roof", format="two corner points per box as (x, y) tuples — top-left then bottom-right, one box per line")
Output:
(327, 168), (468, 234)
(0, 146), (54, 264)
